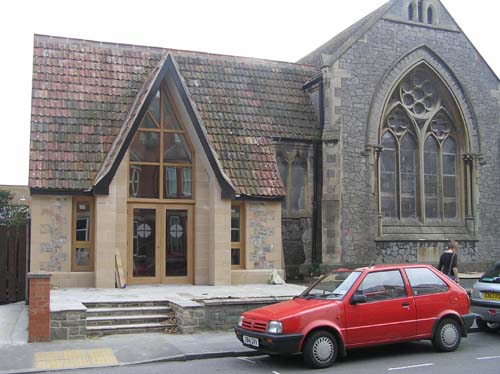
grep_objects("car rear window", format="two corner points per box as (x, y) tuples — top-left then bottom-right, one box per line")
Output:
(405, 268), (448, 296)
(480, 264), (500, 283)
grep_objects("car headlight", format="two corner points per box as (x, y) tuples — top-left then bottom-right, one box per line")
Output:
(267, 321), (282, 334)
(238, 316), (244, 327)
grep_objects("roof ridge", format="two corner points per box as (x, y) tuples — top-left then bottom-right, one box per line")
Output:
(297, 0), (396, 67)
(34, 34), (317, 71)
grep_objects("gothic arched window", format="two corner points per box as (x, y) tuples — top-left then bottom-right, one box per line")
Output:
(276, 149), (308, 216)
(378, 66), (464, 223)
(417, 0), (424, 22)
(427, 6), (434, 25)
(408, 2), (415, 21)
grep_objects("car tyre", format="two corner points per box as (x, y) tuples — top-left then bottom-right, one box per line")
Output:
(476, 318), (500, 333)
(432, 318), (461, 352)
(303, 330), (338, 369)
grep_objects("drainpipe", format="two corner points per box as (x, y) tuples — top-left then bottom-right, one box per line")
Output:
(311, 78), (325, 266)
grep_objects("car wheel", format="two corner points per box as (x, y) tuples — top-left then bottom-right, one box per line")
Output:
(476, 318), (500, 333)
(303, 330), (338, 369)
(432, 318), (461, 352)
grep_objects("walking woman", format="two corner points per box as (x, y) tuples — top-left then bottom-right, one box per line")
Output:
(438, 241), (459, 283)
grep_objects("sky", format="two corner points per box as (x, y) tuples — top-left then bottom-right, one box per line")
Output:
(0, 0), (498, 186)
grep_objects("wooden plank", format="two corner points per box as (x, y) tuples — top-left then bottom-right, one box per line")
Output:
(115, 249), (126, 288)
(6, 228), (16, 302)
(0, 226), (7, 302)
(0, 225), (28, 303)
(15, 225), (26, 301)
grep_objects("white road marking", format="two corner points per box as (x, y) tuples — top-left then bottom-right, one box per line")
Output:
(476, 355), (500, 360)
(388, 363), (434, 371)
(272, 371), (281, 374)
(237, 357), (257, 364)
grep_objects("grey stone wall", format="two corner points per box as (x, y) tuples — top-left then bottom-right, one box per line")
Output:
(51, 310), (86, 340)
(276, 142), (315, 279)
(325, 6), (499, 269)
(171, 297), (291, 333)
(375, 241), (487, 271)
(282, 218), (310, 279)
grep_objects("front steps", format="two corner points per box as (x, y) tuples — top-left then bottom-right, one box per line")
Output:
(84, 301), (177, 337)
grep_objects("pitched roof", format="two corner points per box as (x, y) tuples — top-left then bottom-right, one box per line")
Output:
(30, 35), (320, 197)
(298, 0), (395, 68)
(173, 53), (320, 197)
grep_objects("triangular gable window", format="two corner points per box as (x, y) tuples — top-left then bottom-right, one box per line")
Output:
(129, 84), (194, 199)
(163, 94), (182, 131)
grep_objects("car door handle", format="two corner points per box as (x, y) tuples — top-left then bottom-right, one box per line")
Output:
(402, 302), (410, 308)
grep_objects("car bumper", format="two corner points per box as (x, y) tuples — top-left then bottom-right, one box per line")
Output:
(471, 299), (500, 323)
(461, 313), (477, 332)
(234, 326), (303, 355)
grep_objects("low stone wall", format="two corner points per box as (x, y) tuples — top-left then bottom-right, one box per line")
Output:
(375, 241), (490, 272)
(50, 310), (87, 340)
(171, 296), (291, 334)
(48, 297), (290, 339)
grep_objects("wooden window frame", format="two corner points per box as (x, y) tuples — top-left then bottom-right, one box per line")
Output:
(128, 84), (195, 202)
(231, 202), (245, 269)
(71, 197), (95, 272)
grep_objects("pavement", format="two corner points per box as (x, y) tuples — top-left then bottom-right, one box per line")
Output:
(0, 275), (482, 374)
(0, 283), (306, 374)
(0, 327), (257, 374)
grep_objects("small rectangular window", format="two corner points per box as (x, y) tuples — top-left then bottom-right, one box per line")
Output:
(72, 197), (94, 271)
(231, 203), (245, 268)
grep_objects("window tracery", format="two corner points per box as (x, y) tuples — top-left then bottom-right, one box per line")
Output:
(379, 66), (462, 223)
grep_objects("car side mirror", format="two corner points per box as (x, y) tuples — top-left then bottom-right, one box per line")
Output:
(350, 293), (367, 305)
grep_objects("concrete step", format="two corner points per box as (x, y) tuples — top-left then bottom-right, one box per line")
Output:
(86, 322), (177, 337)
(83, 301), (178, 337)
(87, 314), (175, 327)
(84, 301), (170, 309)
(86, 305), (174, 317)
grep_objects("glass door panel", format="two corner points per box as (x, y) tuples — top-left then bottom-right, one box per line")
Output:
(132, 208), (156, 278)
(165, 210), (188, 277)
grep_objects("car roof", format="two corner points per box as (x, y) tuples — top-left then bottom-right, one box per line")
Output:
(354, 264), (433, 272)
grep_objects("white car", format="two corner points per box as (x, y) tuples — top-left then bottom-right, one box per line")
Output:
(471, 261), (500, 333)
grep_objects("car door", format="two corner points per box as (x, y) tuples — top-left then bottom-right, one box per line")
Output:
(404, 267), (451, 336)
(345, 269), (417, 346)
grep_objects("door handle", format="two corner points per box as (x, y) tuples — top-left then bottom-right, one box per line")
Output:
(402, 302), (410, 308)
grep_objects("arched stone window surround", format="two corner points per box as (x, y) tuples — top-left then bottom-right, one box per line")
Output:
(408, 1), (415, 21)
(366, 47), (480, 238)
(426, 4), (434, 25)
(367, 46), (480, 155)
(417, 0), (424, 22)
(276, 148), (308, 217)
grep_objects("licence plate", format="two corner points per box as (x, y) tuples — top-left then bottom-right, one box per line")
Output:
(243, 335), (259, 347)
(483, 292), (500, 301)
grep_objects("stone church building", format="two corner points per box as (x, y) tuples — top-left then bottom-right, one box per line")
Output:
(29, 0), (499, 288)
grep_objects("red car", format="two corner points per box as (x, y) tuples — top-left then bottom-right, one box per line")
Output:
(235, 264), (475, 369)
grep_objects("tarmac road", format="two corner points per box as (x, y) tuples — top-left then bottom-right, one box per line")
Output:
(46, 330), (500, 374)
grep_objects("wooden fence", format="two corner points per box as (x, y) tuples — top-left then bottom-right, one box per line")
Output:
(0, 223), (28, 303)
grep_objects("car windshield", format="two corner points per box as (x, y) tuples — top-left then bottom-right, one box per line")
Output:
(300, 270), (361, 300)
(480, 263), (500, 283)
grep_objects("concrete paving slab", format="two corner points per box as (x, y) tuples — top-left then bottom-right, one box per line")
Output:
(0, 302), (28, 346)
(50, 283), (306, 311)
(0, 331), (254, 374)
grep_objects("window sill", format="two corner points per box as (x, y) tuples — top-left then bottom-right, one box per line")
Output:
(378, 221), (476, 242)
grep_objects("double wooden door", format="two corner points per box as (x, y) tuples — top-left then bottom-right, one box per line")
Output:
(127, 204), (193, 284)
